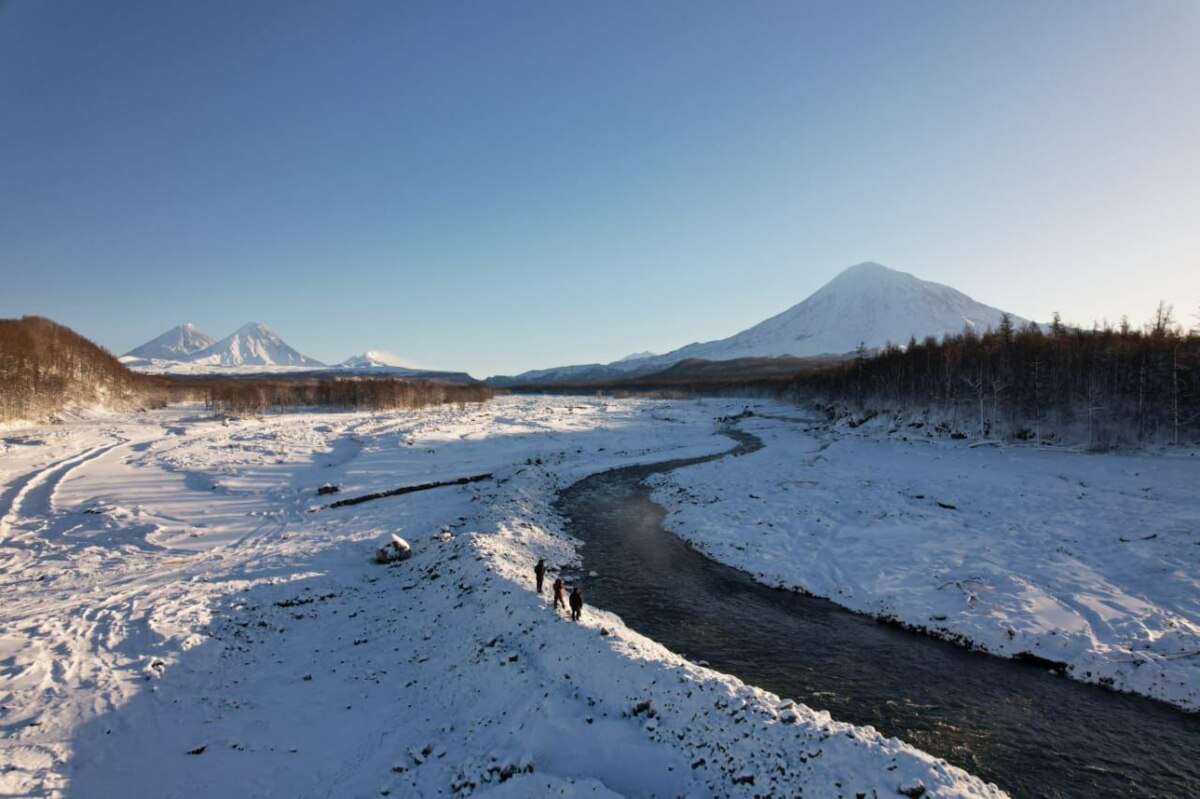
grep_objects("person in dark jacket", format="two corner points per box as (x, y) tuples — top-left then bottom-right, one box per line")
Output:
(553, 577), (566, 610)
(569, 587), (583, 621)
(534, 559), (546, 593)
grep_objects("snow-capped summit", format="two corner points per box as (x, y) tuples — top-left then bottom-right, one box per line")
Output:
(491, 262), (1027, 384)
(189, 322), (324, 368)
(624, 261), (1027, 367)
(339, 350), (420, 370)
(124, 323), (215, 360)
(627, 261), (1025, 366)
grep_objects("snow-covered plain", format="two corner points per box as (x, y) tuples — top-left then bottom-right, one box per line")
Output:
(649, 409), (1200, 712)
(0, 398), (1001, 798)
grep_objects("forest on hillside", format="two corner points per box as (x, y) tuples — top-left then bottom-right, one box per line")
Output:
(525, 305), (1200, 448)
(0, 316), (172, 422)
(796, 306), (1200, 447)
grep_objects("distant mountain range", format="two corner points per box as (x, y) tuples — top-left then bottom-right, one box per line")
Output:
(122, 323), (473, 382)
(120, 263), (1026, 388)
(489, 262), (1027, 386)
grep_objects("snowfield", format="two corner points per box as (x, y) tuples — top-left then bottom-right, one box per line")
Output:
(0, 397), (1002, 798)
(649, 408), (1200, 713)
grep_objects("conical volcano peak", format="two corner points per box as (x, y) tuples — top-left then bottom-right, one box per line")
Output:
(843, 260), (892, 274)
(124, 323), (215, 360)
(188, 323), (324, 367)
(636, 262), (1025, 365)
(824, 262), (920, 290)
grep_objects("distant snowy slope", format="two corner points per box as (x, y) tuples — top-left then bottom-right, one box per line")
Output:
(492, 262), (1026, 384)
(339, 350), (420, 371)
(124, 323), (214, 360)
(189, 322), (324, 367)
(635, 262), (1025, 366)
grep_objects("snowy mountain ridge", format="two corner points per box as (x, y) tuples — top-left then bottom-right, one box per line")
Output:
(625, 262), (1026, 368)
(493, 262), (1026, 384)
(123, 325), (470, 378)
(187, 322), (325, 368)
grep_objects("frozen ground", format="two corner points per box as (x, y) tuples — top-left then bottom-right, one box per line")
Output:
(649, 408), (1200, 712)
(0, 397), (1001, 798)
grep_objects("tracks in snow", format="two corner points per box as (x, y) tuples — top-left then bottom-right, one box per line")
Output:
(0, 437), (130, 572)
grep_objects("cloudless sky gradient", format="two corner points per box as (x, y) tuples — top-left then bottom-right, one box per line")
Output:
(1, 1), (1198, 377)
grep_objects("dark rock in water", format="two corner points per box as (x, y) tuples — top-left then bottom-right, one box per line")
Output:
(187, 745), (207, 756)
(317, 483), (340, 496)
(1013, 651), (1068, 674)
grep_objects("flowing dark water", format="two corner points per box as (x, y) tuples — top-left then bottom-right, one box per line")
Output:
(556, 431), (1200, 799)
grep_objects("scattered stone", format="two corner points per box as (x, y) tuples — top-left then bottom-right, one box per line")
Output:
(375, 535), (412, 564)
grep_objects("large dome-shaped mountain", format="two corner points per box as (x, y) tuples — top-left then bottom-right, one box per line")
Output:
(491, 262), (1026, 385)
(645, 261), (1023, 364)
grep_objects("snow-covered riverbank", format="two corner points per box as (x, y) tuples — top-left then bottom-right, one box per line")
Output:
(0, 398), (1001, 797)
(649, 408), (1200, 713)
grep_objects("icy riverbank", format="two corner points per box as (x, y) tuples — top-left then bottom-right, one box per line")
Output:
(0, 398), (1002, 797)
(649, 408), (1200, 712)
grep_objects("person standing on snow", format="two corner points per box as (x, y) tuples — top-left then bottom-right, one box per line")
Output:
(553, 577), (566, 610)
(569, 587), (583, 622)
(534, 559), (546, 594)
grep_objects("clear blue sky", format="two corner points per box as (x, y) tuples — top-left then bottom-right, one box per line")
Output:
(2, 1), (1197, 377)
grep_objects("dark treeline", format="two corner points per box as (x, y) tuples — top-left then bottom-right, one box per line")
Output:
(198, 376), (494, 415)
(794, 307), (1200, 447)
(1, 316), (494, 423)
(512, 306), (1199, 448)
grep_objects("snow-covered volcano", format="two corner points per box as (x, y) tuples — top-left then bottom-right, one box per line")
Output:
(338, 351), (420, 370)
(644, 261), (1024, 364)
(124, 323), (215, 360)
(492, 262), (1026, 384)
(189, 323), (324, 368)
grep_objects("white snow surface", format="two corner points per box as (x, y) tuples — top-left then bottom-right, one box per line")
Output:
(0, 398), (1002, 798)
(123, 323), (215, 361)
(649, 409), (1200, 712)
(124, 360), (328, 376)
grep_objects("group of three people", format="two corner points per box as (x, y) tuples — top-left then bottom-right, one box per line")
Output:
(534, 559), (583, 621)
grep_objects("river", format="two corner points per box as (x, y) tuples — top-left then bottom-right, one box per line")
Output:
(555, 430), (1199, 798)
